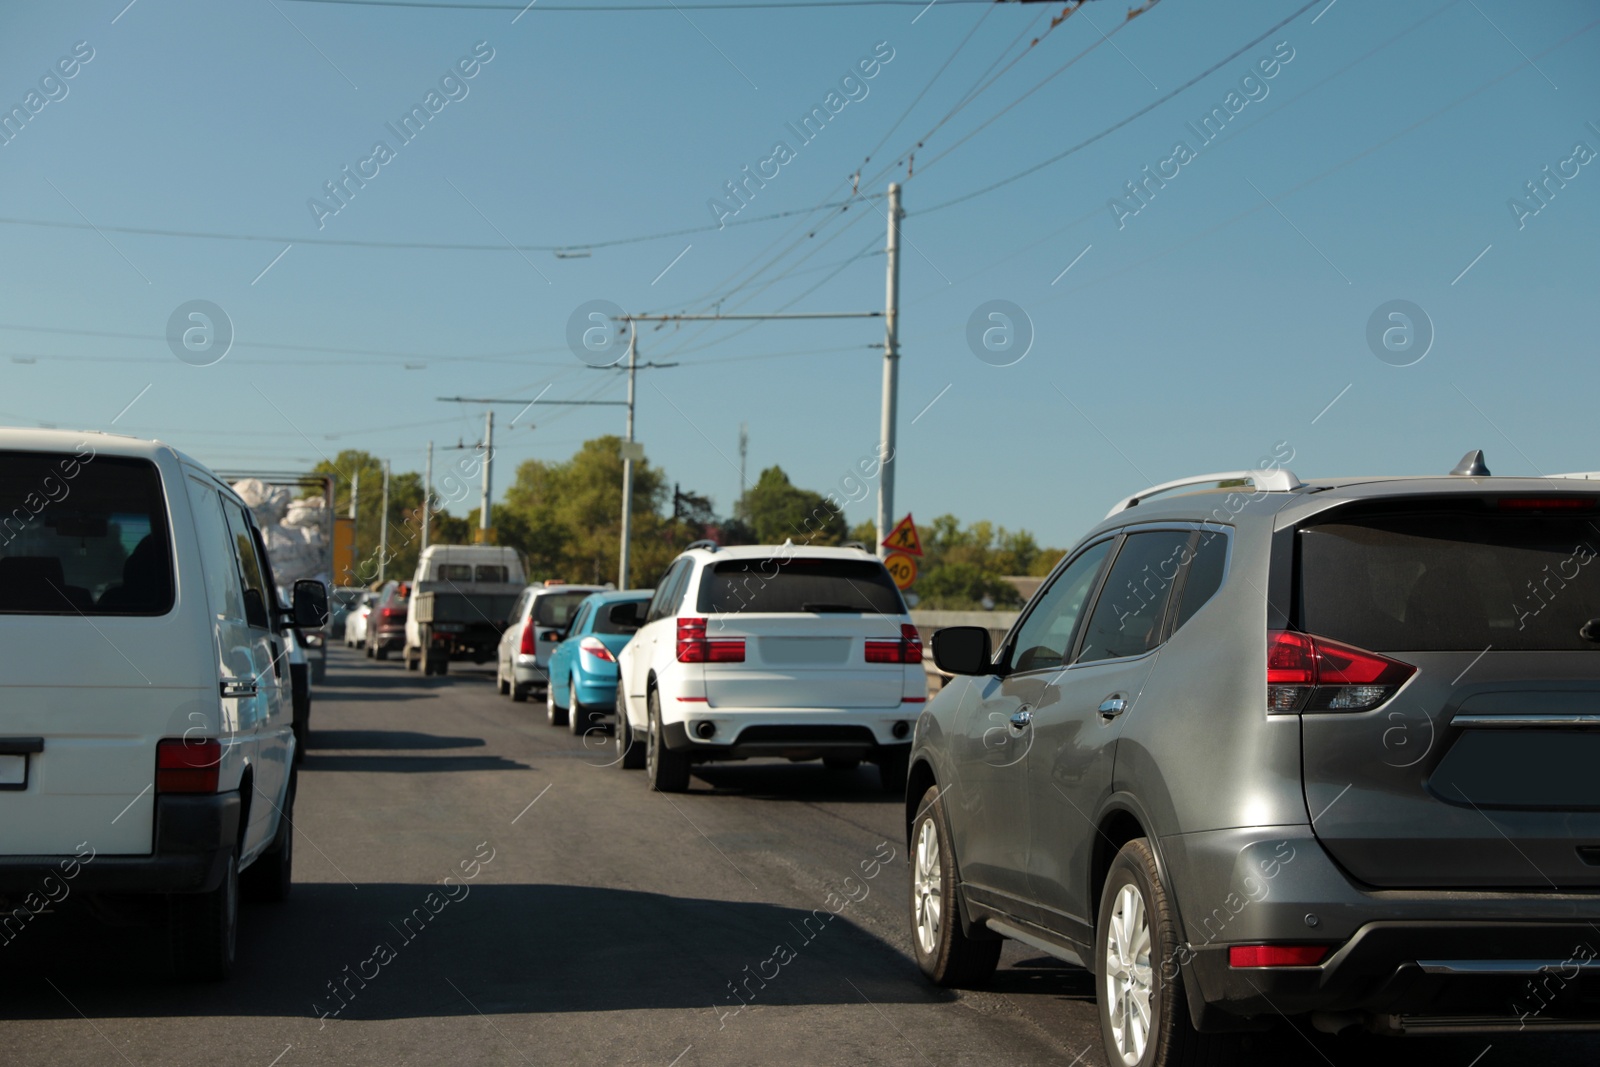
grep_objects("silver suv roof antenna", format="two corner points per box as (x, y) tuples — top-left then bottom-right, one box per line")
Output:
(1450, 450), (1491, 476)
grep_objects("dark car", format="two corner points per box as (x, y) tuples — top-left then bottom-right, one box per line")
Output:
(365, 580), (409, 661)
(908, 453), (1600, 1065)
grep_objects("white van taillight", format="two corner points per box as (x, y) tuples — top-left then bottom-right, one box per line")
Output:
(1267, 631), (1414, 714)
(866, 624), (924, 664)
(156, 738), (220, 793)
(676, 618), (744, 663)
(579, 636), (616, 663)
(519, 624), (536, 656)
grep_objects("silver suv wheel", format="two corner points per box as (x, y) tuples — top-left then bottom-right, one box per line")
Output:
(913, 817), (941, 956)
(1104, 881), (1153, 1064)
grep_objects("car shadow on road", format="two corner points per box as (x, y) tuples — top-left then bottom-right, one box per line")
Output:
(0, 883), (951, 1023)
(689, 762), (901, 804)
(298, 754), (529, 773)
(309, 730), (487, 751)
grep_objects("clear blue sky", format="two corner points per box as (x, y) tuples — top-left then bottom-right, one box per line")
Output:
(2, 0), (1596, 545)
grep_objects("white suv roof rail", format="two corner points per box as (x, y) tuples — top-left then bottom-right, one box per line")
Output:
(1106, 469), (1303, 519)
(1550, 471), (1600, 480)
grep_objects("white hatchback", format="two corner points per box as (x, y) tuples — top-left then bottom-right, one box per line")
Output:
(614, 543), (926, 792)
(0, 429), (326, 979)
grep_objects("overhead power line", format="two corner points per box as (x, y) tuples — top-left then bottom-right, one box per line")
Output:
(918, 0), (1322, 214)
(279, 0), (1001, 9)
(0, 198), (878, 255)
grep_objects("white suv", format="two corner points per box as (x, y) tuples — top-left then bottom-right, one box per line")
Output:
(614, 542), (926, 793)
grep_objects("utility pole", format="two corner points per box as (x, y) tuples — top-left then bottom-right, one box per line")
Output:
(478, 411), (493, 543)
(422, 441), (433, 552)
(738, 422), (748, 516)
(378, 460), (390, 583)
(619, 330), (638, 590)
(349, 470), (359, 567)
(876, 182), (902, 559)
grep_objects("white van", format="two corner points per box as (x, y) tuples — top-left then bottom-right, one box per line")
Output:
(0, 429), (327, 979)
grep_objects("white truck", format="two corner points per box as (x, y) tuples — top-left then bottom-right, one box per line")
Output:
(402, 545), (526, 675)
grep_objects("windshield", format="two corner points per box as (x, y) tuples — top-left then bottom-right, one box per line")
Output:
(533, 591), (591, 627)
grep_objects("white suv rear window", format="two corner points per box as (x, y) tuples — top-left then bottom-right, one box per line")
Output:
(697, 557), (904, 615)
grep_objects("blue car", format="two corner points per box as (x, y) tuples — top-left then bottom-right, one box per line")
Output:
(546, 588), (652, 735)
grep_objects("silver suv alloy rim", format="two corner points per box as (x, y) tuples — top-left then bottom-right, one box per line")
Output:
(1104, 882), (1153, 1064)
(913, 818), (941, 956)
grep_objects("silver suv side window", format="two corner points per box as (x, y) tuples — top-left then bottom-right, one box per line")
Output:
(1009, 540), (1113, 674)
(1077, 530), (1194, 664)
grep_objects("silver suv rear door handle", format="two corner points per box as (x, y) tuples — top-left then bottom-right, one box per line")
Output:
(1099, 696), (1129, 719)
(1009, 708), (1032, 730)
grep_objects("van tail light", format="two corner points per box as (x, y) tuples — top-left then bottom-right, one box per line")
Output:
(579, 636), (616, 663)
(867, 624), (924, 664)
(519, 623), (536, 656)
(1229, 944), (1329, 968)
(379, 607), (398, 620)
(1266, 631), (1414, 714)
(676, 617), (744, 663)
(156, 738), (221, 794)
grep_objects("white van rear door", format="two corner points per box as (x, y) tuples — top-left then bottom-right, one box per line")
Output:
(0, 448), (203, 857)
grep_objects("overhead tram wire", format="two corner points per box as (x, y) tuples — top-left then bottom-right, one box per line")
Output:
(0, 198), (869, 257)
(281, 0), (999, 9)
(646, 0), (1041, 320)
(689, 0), (1107, 318)
(916, 0), (1323, 215)
(904, 0), (1465, 307)
(913, 2), (1156, 177)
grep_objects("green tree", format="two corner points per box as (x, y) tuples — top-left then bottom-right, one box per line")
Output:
(737, 466), (846, 546)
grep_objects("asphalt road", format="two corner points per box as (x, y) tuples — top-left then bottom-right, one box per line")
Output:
(3, 646), (1596, 1066)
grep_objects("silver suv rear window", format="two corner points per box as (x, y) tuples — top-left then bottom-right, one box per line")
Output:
(697, 557), (904, 615)
(0, 451), (173, 616)
(1299, 507), (1600, 651)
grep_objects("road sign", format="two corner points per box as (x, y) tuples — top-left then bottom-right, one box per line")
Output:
(884, 551), (918, 590)
(882, 514), (923, 557)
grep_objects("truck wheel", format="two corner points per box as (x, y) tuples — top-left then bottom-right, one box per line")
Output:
(170, 847), (239, 981)
(546, 686), (569, 727)
(242, 774), (295, 903)
(616, 695), (646, 770)
(646, 690), (690, 793)
(365, 642), (375, 659)
(406, 650), (420, 672)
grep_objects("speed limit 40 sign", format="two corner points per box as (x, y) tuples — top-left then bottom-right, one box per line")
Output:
(884, 551), (918, 590)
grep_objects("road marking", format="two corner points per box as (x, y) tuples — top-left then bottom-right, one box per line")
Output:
(511, 782), (553, 824)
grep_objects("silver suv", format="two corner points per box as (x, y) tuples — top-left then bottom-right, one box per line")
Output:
(908, 455), (1600, 1066)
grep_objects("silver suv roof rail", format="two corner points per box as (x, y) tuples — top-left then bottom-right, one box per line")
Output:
(684, 539), (719, 553)
(1106, 469), (1303, 519)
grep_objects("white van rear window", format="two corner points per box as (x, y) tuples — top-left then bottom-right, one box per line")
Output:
(0, 450), (174, 616)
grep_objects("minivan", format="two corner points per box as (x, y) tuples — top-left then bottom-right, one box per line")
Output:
(0, 429), (326, 979)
